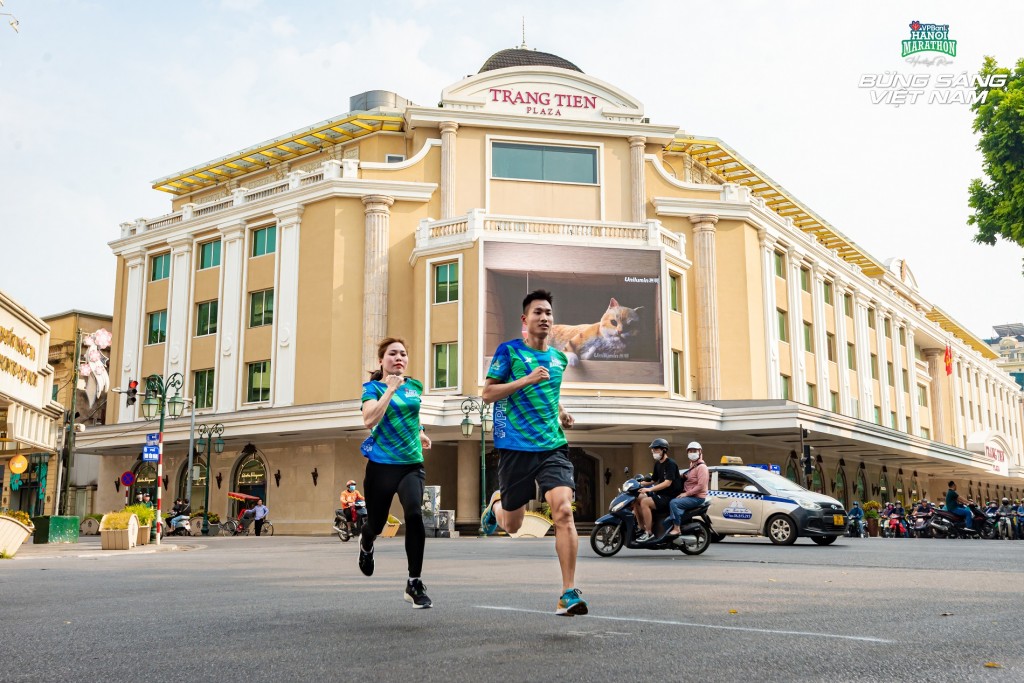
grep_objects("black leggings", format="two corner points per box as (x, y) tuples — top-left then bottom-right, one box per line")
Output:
(361, 460), (425, 577)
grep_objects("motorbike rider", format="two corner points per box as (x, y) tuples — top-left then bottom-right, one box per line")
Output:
(340, 480), (365, 525)
(997, 497), (1016, 537)
(667, 442), (710, 536)
(169, 498), (191, 531)
(634, 438), (683, 542)
(848, 501), (865, 535)
(890, 500), (907, 537)
(944, 481), (973, 531)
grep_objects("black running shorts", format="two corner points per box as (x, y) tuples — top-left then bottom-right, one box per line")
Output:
(497, 445), (575, 512)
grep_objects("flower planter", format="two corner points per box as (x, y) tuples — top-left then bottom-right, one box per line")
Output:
(0, 516), (33, 557)
(866, 518), (880, 537)
(100, 513), (139, 550)
(80, 517), (101, 535)
(136, 525), (151, 546)
(508, 512), (554, 538)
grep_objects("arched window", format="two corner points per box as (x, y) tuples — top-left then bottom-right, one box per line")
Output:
(811, 469), (823, 494)
(232, 451), (268, 516)
(878, 473), (891, 504)
(131, 463), (158, 502)
(833, 466), (849, 508)
(785, 457), (798, 483)
(895, 474), (906, 507)
(855, 469), (867, 504)
(177, 456), (207, 513)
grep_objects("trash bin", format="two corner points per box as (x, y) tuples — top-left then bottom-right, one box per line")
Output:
(31, 516), (80, 544)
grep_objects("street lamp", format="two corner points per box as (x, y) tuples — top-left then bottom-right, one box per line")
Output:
(141, 373), (184, 543)
(196, 423), (225, 536)
(460, 397), (492, 535)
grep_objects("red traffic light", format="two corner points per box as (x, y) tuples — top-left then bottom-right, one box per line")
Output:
(128, 380), (139, 390)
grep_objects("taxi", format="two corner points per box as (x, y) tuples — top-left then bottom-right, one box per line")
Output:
(705, 457), (846, 545)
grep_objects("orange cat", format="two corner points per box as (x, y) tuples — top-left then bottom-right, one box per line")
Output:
(548, 298), (642, 366)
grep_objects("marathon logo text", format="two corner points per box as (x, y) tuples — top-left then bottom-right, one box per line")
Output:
(902, 21), (957, 58)
(859, 72), (1006, 106)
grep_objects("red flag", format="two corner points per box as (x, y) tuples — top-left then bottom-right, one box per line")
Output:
(944, 345), (953, 376)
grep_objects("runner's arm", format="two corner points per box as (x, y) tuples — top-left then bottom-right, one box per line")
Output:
(482, 370), (546, 403)
(361, 376), (403, 429)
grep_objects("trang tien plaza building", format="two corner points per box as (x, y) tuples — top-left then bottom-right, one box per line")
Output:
(75, 46), (1024, 533)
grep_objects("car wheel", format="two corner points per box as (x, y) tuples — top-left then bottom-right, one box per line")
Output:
(811, 535), (838, 545)
(766, 515), (798, 545)
(590, 523), (624, 557)
(680, 525), (711, 555)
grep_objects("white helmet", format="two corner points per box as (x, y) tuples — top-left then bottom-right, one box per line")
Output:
(686, 441), (703, 451)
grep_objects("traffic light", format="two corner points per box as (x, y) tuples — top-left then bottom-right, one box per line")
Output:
(801, 444), (813, 475)
(126, 379), (139, 406)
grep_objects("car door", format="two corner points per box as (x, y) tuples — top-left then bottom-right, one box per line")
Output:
(710, 470), (764, 535)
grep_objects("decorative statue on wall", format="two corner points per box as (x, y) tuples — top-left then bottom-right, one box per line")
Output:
(77, 329), (112, 420)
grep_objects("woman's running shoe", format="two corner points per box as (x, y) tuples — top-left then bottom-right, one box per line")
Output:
(358, 545), (374, 576)
(405, 579), (432, 608)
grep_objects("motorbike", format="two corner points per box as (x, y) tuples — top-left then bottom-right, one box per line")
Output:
(911, 511), (934, 539)
(881, 512), (908, 538)
(162, 512), (192, 537)
(929, 508), (980, 539)
(996, 512), (1015, 540)
(845, 516), (867, 538)
(973, 504), (999, 540)
(590, 475), (712, 557)
(334, 500), (367, 542)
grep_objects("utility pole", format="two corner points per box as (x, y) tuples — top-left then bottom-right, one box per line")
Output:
(57, 328), (82, 516)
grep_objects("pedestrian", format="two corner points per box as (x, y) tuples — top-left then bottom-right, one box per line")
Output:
(358, 337), (433, 609)
(479, 289), (586, 617)
(251, 498), (269, 536)
(141, 492), (153, 508)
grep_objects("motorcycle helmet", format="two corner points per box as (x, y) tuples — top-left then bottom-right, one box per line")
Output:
(1002, 497), (1010, 504)
(346, 480), (357, 487)
(649, 438), (670, 451)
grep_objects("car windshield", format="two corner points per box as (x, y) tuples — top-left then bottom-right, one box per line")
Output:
(742, 469), (807, 493)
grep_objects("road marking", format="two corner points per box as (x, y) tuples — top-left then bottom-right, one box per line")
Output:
(476, 606), (893, 643)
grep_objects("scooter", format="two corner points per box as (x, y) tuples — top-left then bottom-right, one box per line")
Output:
(845, 516), (867, 538)
(929, 509), (980, 539)
(881, 512), (908, 538)
(911, 510), (934, 539)
(590, 475), (712, 557)
(333, 500), (367, 542)
(996, 512), (1015, 540)
(162, 513), (192, 537)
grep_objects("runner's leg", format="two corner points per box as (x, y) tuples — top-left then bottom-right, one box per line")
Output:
(361, 461), (398, 551)
(544, 485), (578, 592)
(396, 466), (426, 577)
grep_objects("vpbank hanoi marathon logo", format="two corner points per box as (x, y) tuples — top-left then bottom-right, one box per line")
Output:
(902, 20), (957, 58)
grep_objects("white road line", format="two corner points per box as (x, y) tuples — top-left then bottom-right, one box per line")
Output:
(476, 606), (893, 643)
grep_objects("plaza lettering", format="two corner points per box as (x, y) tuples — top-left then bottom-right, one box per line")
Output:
(0, 352), (38, 385)
(0, 325), (36, 361)
(488, 88), (598, 117)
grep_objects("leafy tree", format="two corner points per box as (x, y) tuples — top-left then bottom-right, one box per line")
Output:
(967, 56), (1024, 267)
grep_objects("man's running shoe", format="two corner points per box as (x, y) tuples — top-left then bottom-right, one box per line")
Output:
(635, 531), (654, 543)
(358, 545), (374, 576)
(405, 579), (433, 609)
(556, 588), (588, 616)
(481, 490), (502, 535)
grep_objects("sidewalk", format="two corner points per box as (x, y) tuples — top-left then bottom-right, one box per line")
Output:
(11, 534), (195, 560)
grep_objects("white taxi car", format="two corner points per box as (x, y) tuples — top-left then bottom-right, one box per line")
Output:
(705, 459), (847, 545)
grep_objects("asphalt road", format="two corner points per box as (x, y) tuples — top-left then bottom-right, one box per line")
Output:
(2, 534), (1022, 682)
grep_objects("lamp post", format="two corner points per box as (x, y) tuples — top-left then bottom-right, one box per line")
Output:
(196, 423), (225, 536)
(140, 373), (185, 544)
(460, 397), (492, 535)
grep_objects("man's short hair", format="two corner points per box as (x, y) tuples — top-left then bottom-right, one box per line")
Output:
(522, 289), (553, 313)
(948, 480), (956, 488)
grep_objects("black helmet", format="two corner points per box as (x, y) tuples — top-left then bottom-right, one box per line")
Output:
(649, 438), (670, 451)
(1002, 497), (1010, 504)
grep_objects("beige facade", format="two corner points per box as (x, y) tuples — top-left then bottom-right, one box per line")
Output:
(77, 49), (1024, 533)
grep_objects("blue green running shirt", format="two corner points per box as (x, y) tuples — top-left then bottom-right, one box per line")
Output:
(360, 377), (424, 464)
(486, 339), (568, 452)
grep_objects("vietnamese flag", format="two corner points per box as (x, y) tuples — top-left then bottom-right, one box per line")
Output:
(944, 345), (953, 376)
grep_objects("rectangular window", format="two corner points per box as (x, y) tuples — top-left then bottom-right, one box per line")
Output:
(826, 332), (836, 362)
(773, 251), (785, 278)
(151, 253), (170, 281)
(800, 267), (810, 292)
(147, 310), (167, 345)
(194, 369), (215, 410)
(886, 362), (894, 386)
(870, 354), (879, 380)
(806, 383), (816, 407)
(433, 343), (459, 389)
(491, 142), (597, 184)
(196, 300), (218, 336)
(902, 369), (909, 390)
(198, 240), (221, 269)
(843, 293), (853, 318)
(867, 308), (876, 329)
(822, 281), (833, 305)
(780, 374), (791, 400)
(899, 327), (906, 346)
(434, 262), (460, 304)
(873, 406), (881, 424)
(669, 273), (681, 312)
(884, 318), (892, 338)
(251, 225), (277, 258)
(672, 350), (682, 394)
(52, 384), (59, 401)
(917, 385), (928, 407)
(847, 343), (857, 371)
(385, 154), (406, 163)
(960, 397), (965, 416)
(921, 426), (931, 439)
(249, 289), (274, 327)
(803, 321), (814, 353)
(246, 361), (271, 403)
(830, 391), (839, 413)
(906, 416), (912, 433)
(777, 309), (788, 343)
(914, 346), (924, 361)
(890, 411), (897, 429)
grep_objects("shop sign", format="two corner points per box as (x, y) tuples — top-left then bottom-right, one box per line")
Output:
(487, 87), (598, 117)
(987, 444), (1008, 477)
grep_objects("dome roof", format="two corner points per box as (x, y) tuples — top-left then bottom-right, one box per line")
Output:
(479, 47), (582, 74)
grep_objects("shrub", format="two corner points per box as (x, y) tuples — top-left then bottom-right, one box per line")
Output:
(124, 503), (155, 527)
(100, 511), (135, 530)
(0, 509), (35, 530)
(863, 500), (882, 520)
(86, 513), (104, 523)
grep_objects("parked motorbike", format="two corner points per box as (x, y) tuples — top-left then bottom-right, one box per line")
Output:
(162, 513), (192, 537)
(972, 504), (999, 540)
(845, 517), (867, 538)
(333, 500), (367, 542)
(929, 509), (979, 539)
(590, 475), (712, 557)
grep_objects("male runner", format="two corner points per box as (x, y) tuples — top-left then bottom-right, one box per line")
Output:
(480, 289), (587, 616)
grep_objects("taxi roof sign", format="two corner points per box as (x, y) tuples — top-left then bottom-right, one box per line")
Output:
(720, 456), (744, 465)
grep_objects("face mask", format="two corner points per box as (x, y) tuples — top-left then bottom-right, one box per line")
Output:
(687, 452), (700, 462)
(348, 486), (356, 492)
(652, 452), (662, 461)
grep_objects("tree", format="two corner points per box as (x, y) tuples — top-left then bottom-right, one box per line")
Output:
(967, 56), (1024, 269)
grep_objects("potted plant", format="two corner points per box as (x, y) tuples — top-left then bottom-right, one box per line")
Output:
(99, 511), (139, 550)
(125, 504), (155, 545)
(863, 500), (882, 537)
(381, 514), (402, 538)
(0, 510), (35, 558)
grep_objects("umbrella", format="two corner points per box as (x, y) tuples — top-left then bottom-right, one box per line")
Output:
(227, 491), (260, 502)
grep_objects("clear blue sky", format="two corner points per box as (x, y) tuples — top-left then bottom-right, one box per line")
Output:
(1, 1), (1021, 339)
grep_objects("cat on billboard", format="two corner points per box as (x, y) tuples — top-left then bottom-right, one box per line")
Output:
(548, 298), (642, 366)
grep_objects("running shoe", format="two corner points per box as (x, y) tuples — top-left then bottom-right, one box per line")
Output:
(405, 579), (433, 609)
(635, 531), (654, 543)
(358, 545), (374, 577)
(481, 490), (502, 535)
(556, 588), (588, 617)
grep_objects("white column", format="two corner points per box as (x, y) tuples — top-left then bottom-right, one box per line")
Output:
(786, 248), (806, 399)
(980, 371), (991, 431)
(164, 236), (194, 382)
(852, 292), (872, 420)
(216, 220), (246, 413)
(272, 204), (303, 407)
(892, 318), (907, 432)
(758, 229), (780, 399)
(689, 214), (720, 400)
(439, 122), (459, 220)
(629, 136), (647, 223)
(907, 325), (921, 435)
(810, 264), (829, 407)
(833, 279), (852, 416)
(118, 248), (146, 423)
(951, 356), (965, 445)
(362, 195), (395, 376)
(875, 307), (891, 426)
(925, 349), (948, 443)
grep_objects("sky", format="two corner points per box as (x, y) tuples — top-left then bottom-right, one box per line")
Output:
(1, 1), (1022, 340)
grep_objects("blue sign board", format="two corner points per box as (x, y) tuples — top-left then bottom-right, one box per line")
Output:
(142, 445), (160, 462)
(146, 433), (160, 446)
(750, 463), (782, 475)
